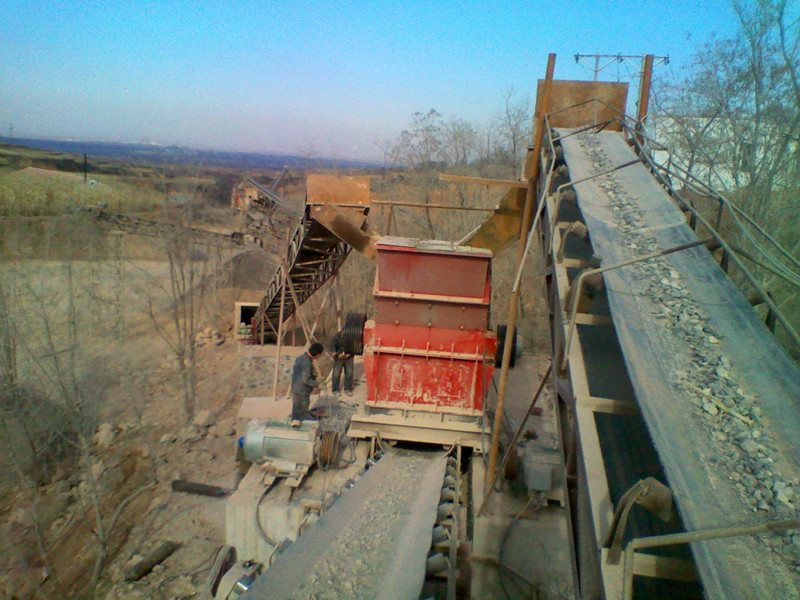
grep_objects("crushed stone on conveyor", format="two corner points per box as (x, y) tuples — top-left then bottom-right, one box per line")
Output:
(577, 130), (800, 574)
(286, 451), (444, 600)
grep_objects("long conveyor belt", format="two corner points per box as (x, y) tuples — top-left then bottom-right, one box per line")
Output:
(251, 215), (350, 341)
(560, 129), (800, 598)
(240, 449), (447, 600)
(90, 209), (247, 248)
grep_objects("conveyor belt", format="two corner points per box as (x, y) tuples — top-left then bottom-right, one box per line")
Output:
(560, 129), (800, 598)
(90, 209), (246, 248)
(252, 215), (350, 341)
(241, 449), (446, 600)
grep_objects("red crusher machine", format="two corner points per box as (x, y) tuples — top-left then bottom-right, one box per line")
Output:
(348, 236), (498, 448)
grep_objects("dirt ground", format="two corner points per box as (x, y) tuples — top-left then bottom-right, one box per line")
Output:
(0, 239), (270, 600)
(97, 339), (246, 600)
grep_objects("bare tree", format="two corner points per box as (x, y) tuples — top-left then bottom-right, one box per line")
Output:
(475, 121), (499, 177)
(394, 109), (446, 169)
(1, 255), (156, 599)
(493, 86), (532, 178)
(654, 0), (800, 222)
(440, 116), (478, 170)
(144, 233), (215, 422)
(653, 0), (800, 349)
(376, 137), (402, 171)
(386, 95), (532, 177)
(135, 170), (235, 422)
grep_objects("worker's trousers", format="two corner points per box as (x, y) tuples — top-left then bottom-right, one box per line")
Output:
(331, 357), (354, 392)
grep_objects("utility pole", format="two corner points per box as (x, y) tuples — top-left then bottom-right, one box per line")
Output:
(574, 53), (669, 122)
(574, 53), (669, 82)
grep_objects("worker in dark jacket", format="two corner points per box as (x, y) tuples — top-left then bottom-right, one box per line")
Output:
(291, 342), (324, 422)
(330, 330), (353, 395)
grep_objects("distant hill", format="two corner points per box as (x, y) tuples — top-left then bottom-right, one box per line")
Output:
(0, 137), (380, 170)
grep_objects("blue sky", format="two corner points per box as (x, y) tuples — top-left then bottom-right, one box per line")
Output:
(1, 1), (740, 161)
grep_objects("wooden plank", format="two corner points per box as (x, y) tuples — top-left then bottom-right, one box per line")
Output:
(574, 313), (613, 326)
(562, 257), (591, 269)
(579, 394), (640, 416)
(634, 552), (698, 582)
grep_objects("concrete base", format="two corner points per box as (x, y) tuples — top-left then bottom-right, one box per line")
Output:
(470, 456), (578, 599)
(226, 466), (279, 563)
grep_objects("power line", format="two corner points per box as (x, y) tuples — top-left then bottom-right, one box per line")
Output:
(574, 53), (669, 82)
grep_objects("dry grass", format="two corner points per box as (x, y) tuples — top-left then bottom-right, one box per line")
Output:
(0, 168), (165, 216)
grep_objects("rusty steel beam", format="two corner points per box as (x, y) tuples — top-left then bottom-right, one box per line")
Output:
(487, 53), (557, 489)
(637, 54), (655, 124)
(372, 199), (494, 212)
(526, 53), (558, 181)
(309, 205), (379, 261)
(438, 174), (529, 188)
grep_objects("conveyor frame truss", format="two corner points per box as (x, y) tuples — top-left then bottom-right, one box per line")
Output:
(252, 214), (351, 342)
(250, 174), (373, 343)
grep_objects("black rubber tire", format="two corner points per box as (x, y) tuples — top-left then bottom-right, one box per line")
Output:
(343, 312), (367, 355)
(495, 324), (517, 368)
